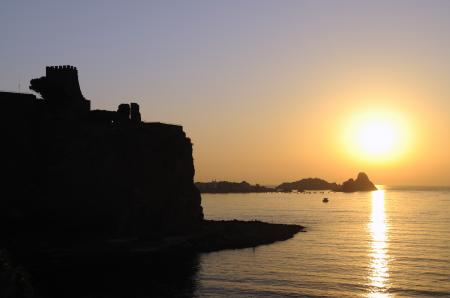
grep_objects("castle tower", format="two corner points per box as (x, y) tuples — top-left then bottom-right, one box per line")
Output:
(30, 65), (90, 117)
(130, 103), (141, 123)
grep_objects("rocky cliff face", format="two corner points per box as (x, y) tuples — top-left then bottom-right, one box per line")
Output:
(0, 66), (203, 248)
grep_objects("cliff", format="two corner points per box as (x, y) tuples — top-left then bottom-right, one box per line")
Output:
(0, 66), (203, 249)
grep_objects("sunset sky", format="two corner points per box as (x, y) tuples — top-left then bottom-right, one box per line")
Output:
(1, 1), (450, 186)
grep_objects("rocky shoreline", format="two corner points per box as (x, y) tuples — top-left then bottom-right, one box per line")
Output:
(191, 219), (304, 252)
(2, 220), (303, 297)
(17, 220), (304, 262)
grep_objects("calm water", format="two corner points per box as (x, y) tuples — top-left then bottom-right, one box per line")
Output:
(195, 188), (450, 297)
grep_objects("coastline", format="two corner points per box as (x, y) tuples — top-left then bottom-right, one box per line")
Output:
(16, 220), (304, 262)
(3, 220), (303, 297)
(194, 220), (304, 252)
(196, 172), (377, 193)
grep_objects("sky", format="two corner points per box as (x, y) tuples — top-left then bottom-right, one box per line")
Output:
(1, 0), (450, 186)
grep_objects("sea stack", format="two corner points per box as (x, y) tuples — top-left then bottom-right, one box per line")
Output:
(340, 172), (377, 192)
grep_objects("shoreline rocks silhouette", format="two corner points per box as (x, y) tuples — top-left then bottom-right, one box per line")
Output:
(197, 172), (377, 193)
(195, 181), (273, 193)
(276, 178), (340, 192)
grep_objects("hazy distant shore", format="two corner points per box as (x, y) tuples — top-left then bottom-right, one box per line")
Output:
(196, 172), (377, 194)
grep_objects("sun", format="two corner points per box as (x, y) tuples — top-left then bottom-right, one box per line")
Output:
(356, 119), (397, 157)
(343, 109), (409, 162)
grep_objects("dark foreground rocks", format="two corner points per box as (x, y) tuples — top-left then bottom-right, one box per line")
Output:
(194, 220), (304, 252)
(3, 220), (303, 297)
(15, 220), (304, 262)
(129, 220), (304, 256)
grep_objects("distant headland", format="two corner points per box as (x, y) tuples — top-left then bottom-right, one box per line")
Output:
(195, 181), (274, 193)
(196, 172), (377, 193)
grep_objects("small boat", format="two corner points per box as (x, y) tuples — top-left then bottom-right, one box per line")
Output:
(322, 198), (329, 203)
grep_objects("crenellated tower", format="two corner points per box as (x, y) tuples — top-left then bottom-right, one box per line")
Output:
(30, 65), (90, 117)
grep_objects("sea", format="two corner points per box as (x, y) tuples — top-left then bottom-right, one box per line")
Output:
(194, 187), (450, 298)
(30, 187), (450, 298)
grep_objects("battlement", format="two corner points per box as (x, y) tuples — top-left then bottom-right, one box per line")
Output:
(45, 65), (78, 78)
(46, 65), (77, 71)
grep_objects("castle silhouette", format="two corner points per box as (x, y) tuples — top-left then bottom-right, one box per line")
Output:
(21, 65), (140, 124)
(0, 66), (303, 298)
(0, 66), (203, 246)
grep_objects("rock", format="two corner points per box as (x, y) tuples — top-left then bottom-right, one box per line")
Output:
(273, 173), (377, 193)
(192, 220), (304, 252)
(340, 172), (377, 192)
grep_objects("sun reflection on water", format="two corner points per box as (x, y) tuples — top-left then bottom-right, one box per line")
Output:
(368, 190), (390, 298)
